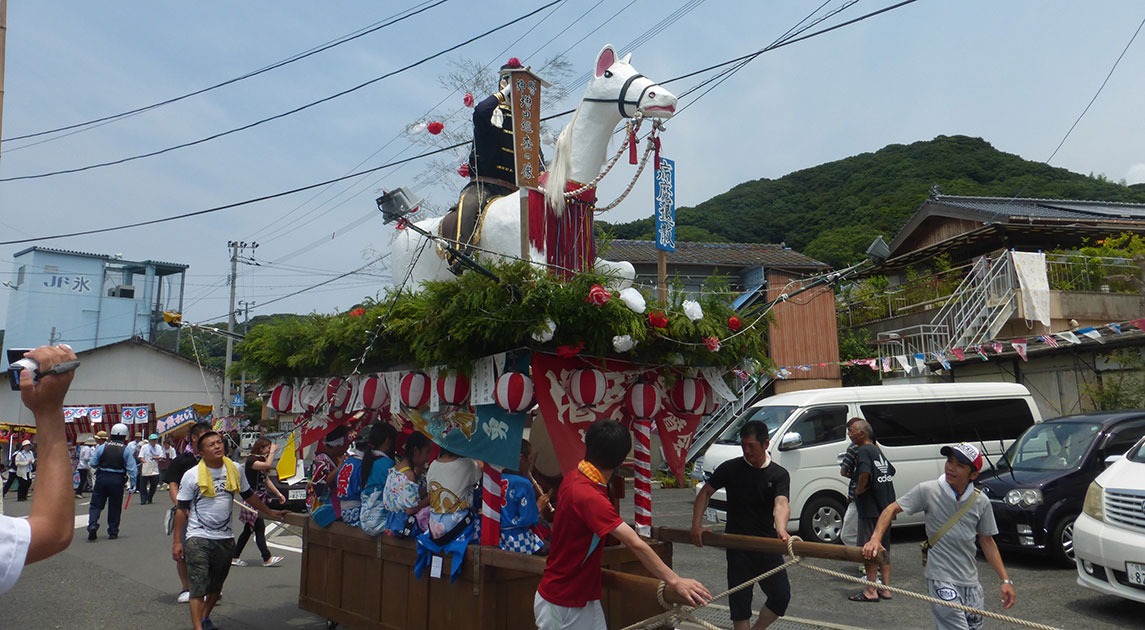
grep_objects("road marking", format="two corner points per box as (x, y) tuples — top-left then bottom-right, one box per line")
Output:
(74, 515), (87, 529)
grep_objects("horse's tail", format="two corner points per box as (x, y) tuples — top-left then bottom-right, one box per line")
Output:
(544, 108), (577, 217)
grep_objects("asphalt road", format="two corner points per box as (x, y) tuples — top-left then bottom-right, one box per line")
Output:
(1, 492), (325, 630)
(3, 483), (1144, 629)
(632, 485), (1145, 630)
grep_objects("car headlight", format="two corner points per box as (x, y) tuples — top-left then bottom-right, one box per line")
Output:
(1082, 480), (1104, 521)
(1004, 488), (1043, 507)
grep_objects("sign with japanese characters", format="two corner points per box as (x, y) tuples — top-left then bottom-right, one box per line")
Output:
(654, 157), (676, 252)
(508, 68), (543, 189)
(43, 273), (94, 293)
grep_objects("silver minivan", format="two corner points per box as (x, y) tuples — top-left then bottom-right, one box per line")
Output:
(695, 383), (1042, 543)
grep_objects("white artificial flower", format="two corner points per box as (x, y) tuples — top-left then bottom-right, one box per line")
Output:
(612, 335), (637, 353)
(619, 288), (646, 314)
(682, 300), (704, 322)
(532, 319), (556, 342)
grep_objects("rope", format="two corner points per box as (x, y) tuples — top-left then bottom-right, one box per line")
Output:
(620, 536), (1063, 630)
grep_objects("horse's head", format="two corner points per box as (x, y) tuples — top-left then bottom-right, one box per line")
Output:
(584, 45), (676, 120)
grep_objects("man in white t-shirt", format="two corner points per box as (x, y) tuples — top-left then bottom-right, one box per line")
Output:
(137, 433), (165, 505)
(1, 345), (80, 595)
(172, 430), (287, 630)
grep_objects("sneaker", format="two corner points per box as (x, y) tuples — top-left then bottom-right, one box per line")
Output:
(231, 558), (249, 567)
(176, 591), (190, 603)
(108, 533), (118, 540)
(201, 618), (217, 630)
(263, 556), (284, 567)
(87, 530), (97, 541)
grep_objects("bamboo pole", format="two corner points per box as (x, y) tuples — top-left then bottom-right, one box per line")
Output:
(654, 526), (886, 565)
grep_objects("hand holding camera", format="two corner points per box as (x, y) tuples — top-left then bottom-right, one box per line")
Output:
(7, 347), (80, 391)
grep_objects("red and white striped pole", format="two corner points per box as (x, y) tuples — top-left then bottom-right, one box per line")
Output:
(633, 418), (653, 536)
(480, 463), (503, 547)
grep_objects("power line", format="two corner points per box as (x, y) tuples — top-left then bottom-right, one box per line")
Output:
(0, 0), (922, 247)
(0, 1), (450, 146)
(0, 1), (562, 182)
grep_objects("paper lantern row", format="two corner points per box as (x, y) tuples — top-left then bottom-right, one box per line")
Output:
(269, 371), (534, 414)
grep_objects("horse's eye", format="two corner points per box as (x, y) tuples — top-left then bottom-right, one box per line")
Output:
(604, 70), (612, 78)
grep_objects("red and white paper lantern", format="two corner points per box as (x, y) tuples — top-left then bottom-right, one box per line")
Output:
(568, 368), (607, 407)
(494, 372), (534, 413)
(301, 381), (325, 413)
(436, 372), (471, 405)
(269, 383), (293, 413)
(626, 382), (662, 419)
(360, 376), (389, 411)
(703, 379), (720, 415)
(326, 377), (352, 411)
(669, 377), (707, 414)
(400, 372), (431, 408)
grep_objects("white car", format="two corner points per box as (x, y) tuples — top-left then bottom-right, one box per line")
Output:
(1074, 434), (1145, 604)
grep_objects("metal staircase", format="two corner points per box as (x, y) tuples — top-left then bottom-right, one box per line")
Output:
(686, 375), (771, 463)
(876, 252), (1018, 359)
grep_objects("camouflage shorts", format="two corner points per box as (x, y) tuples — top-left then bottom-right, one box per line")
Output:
(185, 537), (235, 598)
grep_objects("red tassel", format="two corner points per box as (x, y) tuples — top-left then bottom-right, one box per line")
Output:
(629, 126), (638, 165)
(653, 136), (661, 171)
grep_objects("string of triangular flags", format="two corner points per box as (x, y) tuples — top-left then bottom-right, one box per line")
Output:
(767, 317), (1145, 378)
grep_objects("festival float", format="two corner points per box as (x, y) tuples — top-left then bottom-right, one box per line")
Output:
(241, 46), (773, 630)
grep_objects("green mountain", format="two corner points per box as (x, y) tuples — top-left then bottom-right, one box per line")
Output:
(600, 135), (1145, 268)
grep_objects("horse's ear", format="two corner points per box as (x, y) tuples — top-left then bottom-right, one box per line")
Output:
(620, 53), (632, 65)
(595, 45), (616, 78)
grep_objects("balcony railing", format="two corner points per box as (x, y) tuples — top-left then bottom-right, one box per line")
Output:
(839, 253), (1143, 328)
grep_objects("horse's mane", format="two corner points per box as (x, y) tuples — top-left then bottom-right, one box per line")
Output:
(543, 105), (579, 217)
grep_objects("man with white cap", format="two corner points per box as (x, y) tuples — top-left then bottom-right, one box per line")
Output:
(863, 443), (1016, 629)
(137, 433), (165, 505)
(9, 440), (37, 502)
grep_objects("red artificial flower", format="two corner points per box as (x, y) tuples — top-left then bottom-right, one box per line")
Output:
(703, 336), (721, 352)
(585, 284), (611, 306)
(727, 316), (742, 332)
(426, 121), (444, 135)
(457, 163), (471, 178)
(463, 92), (475, 107)
(349, 307), (366, 317)
(505, 57), (522, 69)
(648, 311), (668, 329)
(556, 341), (584, 358)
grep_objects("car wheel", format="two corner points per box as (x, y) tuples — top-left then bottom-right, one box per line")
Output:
(800, 494), (846, 544)
(1050, 514), (1078, 567)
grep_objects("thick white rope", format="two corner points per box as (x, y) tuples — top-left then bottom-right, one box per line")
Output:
(620, 536), (1063, 630)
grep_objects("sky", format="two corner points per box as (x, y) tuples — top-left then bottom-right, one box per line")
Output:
(2, 0), (1144, 337)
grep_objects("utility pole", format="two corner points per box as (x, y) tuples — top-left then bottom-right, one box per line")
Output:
(224, 241), (257, 417)
(237, 299), (254, 425)
(1, 0), (8, 174)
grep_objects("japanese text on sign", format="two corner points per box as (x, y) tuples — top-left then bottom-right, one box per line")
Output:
(509, 70), (543, 188)
(654, 157), (676, 252)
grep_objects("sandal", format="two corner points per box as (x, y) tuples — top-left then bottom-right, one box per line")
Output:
(878, 590), (893, 600)
(848, 592), (880, 602)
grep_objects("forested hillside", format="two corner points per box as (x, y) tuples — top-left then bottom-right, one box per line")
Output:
(601, 135), (1145, 267)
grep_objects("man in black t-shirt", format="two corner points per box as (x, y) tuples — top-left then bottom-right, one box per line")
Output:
(850, 419), (895, 602)
(692, 420), (792, 630)
(163, 422), (209, 604)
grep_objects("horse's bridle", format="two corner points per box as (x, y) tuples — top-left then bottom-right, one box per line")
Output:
(582, 73), (652, 117)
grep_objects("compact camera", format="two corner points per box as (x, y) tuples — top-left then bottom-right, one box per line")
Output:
(6, 348), (80, 391)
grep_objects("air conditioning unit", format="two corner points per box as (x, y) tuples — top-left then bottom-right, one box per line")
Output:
(108, 285), (136, 298)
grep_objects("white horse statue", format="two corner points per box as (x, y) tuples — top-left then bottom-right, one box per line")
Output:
(391, 44), (677, 290)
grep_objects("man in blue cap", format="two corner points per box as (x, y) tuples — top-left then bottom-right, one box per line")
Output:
(137, 432), (165, 505)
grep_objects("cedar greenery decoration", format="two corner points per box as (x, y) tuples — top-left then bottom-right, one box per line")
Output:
(237, 261), (770, 382)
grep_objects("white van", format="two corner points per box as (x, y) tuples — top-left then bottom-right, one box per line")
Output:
(695, 383), (1042, 543)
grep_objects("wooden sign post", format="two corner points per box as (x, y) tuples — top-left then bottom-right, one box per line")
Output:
(508, 68), (549, 261)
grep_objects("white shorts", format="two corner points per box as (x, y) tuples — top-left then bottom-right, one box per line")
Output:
(841, 501), (858, 547)
(534, 592), (606, 630)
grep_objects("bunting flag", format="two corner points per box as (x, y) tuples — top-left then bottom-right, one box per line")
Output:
(950, 348), (966, 361)
(1107, 323), (1122, 335)
(1077, 327), (1104, 343)
(913, 353), (927, 371)
(1131, 318), (1145, 332)
(1041, 335), (1060, 348)
(934, 351), (951, 370)
(1012, 339), (1028, 362)
(976, 345), (989, 361)
(991, 342), (1004, 354)
(881, 356), (893, 373)
(895, 355), (912, 372)
(1058, 331), (1081, 345)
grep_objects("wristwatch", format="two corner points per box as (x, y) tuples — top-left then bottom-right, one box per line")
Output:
(1001, 579), (1014, 585)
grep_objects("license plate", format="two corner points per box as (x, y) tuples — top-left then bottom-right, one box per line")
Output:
(288, 489), (306, 501)
(1128, 562), (1145, 586)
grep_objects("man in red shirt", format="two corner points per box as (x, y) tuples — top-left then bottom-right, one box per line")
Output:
(534, 419), (710, 630)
